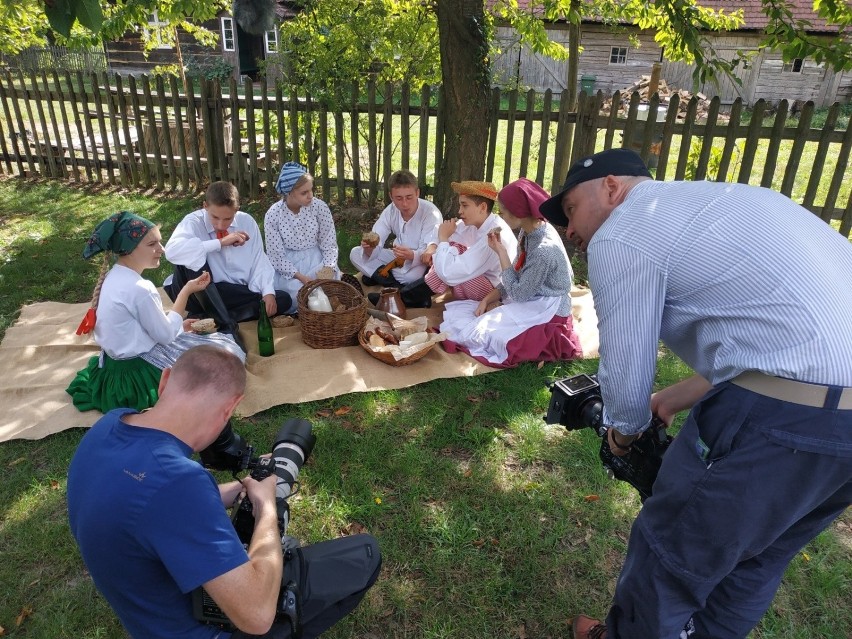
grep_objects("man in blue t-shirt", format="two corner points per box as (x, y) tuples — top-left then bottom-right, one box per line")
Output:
(68, 345), (380, 638)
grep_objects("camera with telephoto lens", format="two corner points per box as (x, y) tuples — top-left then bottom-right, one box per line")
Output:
(194, 418), (317, 633)
(544, 373), (671, 502)
(199, 417), (317, 540)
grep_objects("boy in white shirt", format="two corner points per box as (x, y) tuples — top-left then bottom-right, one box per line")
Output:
(349, 170), (442, 307)
(164, 182), (291, 332)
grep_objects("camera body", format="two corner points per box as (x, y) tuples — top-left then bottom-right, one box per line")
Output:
(545, 373), (671, 501)
(194, 419), (316, 632)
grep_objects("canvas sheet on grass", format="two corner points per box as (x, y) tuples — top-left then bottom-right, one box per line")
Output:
(0, 288), (599, 442)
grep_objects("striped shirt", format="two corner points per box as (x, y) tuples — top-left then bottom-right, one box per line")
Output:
(498, 222), (573, 317)
(589, 180), (852, 434)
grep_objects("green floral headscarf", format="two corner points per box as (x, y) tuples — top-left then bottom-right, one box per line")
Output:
(83, 211), (156, 259)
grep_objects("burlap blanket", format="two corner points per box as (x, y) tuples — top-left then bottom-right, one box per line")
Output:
(0, 288), (598, 442)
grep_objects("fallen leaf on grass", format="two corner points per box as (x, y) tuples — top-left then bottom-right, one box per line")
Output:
(15, 606), (33, 627)
(0, 623), (5, 635)
(467, 395), (481, 403)
(8, 457), (26, 467)
(472, 539), (485, 547)
(463, 468), (472, 478)
(517, 623), (527, 639)
(537, 361), (544, 369)
(50, 480), (60, 490)
(801, 552), (810, 562)
(341, 522), (368, 536)
(584, 494), (600, 502)
(334, 406), (352, 416)
(315, 409), (333, 418)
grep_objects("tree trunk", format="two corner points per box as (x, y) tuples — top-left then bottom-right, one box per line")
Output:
(434, 0), (491, 215)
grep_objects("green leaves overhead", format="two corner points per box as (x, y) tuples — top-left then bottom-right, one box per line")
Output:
(43, 0), (103, 37)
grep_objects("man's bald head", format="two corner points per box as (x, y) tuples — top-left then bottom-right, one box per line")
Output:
(165, 346), (246, 400)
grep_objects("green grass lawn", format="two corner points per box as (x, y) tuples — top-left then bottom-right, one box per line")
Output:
(0, 179), (849, 638)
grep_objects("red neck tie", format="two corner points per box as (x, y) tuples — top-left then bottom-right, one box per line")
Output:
(216, 229), (228, 239)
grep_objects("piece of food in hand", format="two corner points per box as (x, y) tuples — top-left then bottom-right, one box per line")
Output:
(316, 266), (334, 280)
(190, 318), (216, 334)
(487, 226), (502, 238)
(362, 231), (380, 248)
(271, 315), (295, 328)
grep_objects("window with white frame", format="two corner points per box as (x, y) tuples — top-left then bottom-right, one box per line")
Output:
(146, 10), (172, 49)
(783, 58), (804, 73)
(265, 28), (278, 54)
(610, 46), (628, 65)
(221, 17), (235, 52)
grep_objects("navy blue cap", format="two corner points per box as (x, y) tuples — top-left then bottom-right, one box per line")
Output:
(539, 148), (651, 226)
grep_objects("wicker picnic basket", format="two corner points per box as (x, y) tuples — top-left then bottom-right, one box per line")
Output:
(358, 328), (436, 366)
(297, 279), (367, 349)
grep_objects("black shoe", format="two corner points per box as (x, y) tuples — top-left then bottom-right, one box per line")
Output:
(194, 284), (248, 353)
(400, 278), (433, 309)
(367, 292), (380, 306)
(361, 274), (378, 287)
(368, 268), (401, 288)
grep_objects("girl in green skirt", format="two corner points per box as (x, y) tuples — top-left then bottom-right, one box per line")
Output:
(67, 212), (245, 413)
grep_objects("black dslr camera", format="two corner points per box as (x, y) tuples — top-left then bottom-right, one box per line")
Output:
(193, 418), (317, 633)
(199, 417), (316, 541)
(545, 373), (671, 502)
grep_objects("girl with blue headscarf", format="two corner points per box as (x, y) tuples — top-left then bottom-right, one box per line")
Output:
(264, 162), (342, 313)
(66, 212), (245, 413)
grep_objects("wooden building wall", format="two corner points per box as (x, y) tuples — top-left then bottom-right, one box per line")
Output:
(105, 18), (238, 77)
(492, 23), (850, 107)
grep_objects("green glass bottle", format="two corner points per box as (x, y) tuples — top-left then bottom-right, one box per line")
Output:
(257, 301), (274, 357)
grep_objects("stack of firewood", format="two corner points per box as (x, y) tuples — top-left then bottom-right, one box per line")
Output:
(599, 75), (728, 122)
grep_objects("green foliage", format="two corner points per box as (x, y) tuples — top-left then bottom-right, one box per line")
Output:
(265, 0), (440, 98)
(185, 55), (233, 82)
(150, 63), (181, 78)
(43, 0), (104, 37)
(683, 138), (737, 182)
(761, 0), (852, 71)
(0, 0), (227, 55)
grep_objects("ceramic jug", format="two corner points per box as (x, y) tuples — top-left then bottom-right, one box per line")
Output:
(376, 287), (407, 319)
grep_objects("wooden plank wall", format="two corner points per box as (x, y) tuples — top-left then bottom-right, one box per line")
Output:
(491, 25), (850, 108)
(0, 71), (850, 237)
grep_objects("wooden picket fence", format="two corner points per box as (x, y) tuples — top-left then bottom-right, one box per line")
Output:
(0, 69), (850, 237)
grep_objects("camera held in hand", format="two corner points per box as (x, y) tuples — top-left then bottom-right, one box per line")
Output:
(544, 373), (671, 501)
(200, 417), (316, 540)
(195, 418), (317, 632)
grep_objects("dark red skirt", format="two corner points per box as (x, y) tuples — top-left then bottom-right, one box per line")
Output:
(442, 314), (583, 369)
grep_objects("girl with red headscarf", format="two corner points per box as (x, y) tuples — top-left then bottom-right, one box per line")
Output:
(440, 178), (582, 367)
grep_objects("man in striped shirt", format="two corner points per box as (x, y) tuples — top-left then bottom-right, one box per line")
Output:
(539, 148), (852, 639)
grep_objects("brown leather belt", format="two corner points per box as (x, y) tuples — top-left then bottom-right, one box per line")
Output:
(731, 371), (852, 410)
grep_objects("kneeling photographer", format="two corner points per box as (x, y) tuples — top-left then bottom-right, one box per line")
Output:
(539, 149), (852, 639)
(68, 345), (381, 639)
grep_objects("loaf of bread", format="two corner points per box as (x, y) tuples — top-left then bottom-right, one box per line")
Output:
(362, 231), (380, 248)
(190, 318), (216, 334)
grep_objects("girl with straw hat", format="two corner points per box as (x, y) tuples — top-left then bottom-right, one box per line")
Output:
(441, 178), (582, 367)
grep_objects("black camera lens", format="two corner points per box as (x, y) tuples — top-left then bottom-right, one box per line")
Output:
(199, 421), (252, 472)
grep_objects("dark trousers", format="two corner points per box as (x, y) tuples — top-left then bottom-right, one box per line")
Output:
(606, 382), (852, 638)
(166, 264), (291, 321)
(231, 534), (382, 639)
